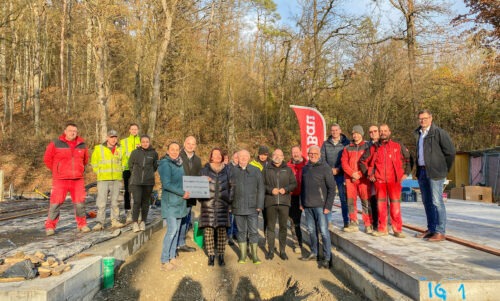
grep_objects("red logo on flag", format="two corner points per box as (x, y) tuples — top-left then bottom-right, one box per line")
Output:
(290, 105), (326, 159)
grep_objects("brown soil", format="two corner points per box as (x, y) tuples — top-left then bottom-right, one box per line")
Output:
(94, 229), (366, 301)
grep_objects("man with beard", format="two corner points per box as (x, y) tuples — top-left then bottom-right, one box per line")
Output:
(360, 124), (411, 238)
(263, 149), (297, 260)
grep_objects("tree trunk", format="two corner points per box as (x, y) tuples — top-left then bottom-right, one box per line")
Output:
(147, 0), (179, 138)
(60, 0), (67, 103)
(405, 0), (418, 113)
(66, 0), (73, 113)
(32, 2), (42, 136)
(85, 17), (92, 94)
(94, 20), (108, 141)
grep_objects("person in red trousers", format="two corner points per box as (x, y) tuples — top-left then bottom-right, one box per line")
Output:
(44, 122), (90, 236)
(341, 125), (372, 234)
(360, 124), (411, 238)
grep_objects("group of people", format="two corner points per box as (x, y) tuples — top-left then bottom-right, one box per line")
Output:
(42, 109), (455, 272)
(44, 123), (158, 235)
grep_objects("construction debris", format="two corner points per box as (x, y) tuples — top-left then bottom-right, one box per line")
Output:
(0, 250), (72, 281)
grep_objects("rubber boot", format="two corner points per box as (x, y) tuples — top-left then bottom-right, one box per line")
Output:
(250, 243), (261, 265)
(238, 242), (247, 264)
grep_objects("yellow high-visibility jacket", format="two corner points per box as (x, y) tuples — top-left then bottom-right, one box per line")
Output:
(91, 143), (124, 181)
(120, 135), (141, 171)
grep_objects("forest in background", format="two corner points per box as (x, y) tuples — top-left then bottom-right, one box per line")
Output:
(0, 0), (498, 183)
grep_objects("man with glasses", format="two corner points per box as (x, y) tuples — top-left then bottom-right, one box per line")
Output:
(300, 146), (336, 269)
(263, 149), (297, 260)
(414, 110), (455, 242)
(320, 124), (349, 228)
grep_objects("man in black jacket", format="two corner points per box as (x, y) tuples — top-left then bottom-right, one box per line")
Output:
(230, 149), (265, 264)
(414, 110), (455, 242)
(177, 136), (202, 252)
(300, 145), (336, 269)
(263, 149), (297, 261)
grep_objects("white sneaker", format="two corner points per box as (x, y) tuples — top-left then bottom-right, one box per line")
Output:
(139, 221), (146, 231)
(111, 220), (125, 228)
(92, 223), (103, 231)
(132, 222), (140, 233)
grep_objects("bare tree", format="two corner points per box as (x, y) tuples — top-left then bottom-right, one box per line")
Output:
(147, 0), (180, 138)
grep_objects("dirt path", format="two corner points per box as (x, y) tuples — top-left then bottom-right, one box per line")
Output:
(94, 227), (366, 301)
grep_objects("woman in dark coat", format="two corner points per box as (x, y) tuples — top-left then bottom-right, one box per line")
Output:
(128, 135), (158, 232)
(200, 148), (231, 266)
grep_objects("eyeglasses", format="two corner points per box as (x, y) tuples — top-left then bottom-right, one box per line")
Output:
(369, 130), (378, 133)
(418, 117), (430, 121)
(308, 152), (320, 156)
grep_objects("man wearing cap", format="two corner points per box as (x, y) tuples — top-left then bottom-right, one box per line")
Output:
(250, 145), (271, 171)
(250, 145), (271, 235)
(414, 109), (455, 242)
(341, 126), (372, 233)
(44, 122), (91, 236)
(91, 129), (125, 230)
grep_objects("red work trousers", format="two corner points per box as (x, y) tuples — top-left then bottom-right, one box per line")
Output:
(345, 178), (372, 227)
(374, 181), (402, 233)
(45, 179), (87, 230)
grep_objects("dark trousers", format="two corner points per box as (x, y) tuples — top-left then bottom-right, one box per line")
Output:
(265, 205), (289, 252)
(235, 213), (259, 244)
(130, 184), (153, 223)
(370, 194), (378, 230)
(289, 195), (303, 247)
(122, 170), (132, 210)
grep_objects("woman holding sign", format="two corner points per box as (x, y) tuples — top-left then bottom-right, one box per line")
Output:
(200, 148), (231, 266)
(159, 142), (190, 272)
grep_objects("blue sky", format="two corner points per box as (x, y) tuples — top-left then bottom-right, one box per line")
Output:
(274, 0), (469, 28)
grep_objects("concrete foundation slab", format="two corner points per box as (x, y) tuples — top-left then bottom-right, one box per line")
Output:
(329, 198), (500, 301)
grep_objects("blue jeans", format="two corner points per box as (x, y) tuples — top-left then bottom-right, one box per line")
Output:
(227, 213), (238, 238)
(304, 207), (331, 260)
(161, 216), (182, 263)
(418, 169), (446, 234)
(177, 206), (192, 247)
(332, 175), (348, 226)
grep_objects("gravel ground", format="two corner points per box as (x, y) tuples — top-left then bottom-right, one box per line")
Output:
(94, 226), (366, 301)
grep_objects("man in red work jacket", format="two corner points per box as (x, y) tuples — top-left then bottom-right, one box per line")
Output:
(360, 124), (411, 238)
(44, 123), (90, 236)
(341, 125), (372, 234)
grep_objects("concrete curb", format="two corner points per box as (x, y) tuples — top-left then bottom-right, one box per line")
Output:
(0, 256), (101, 301)
(330, 244), (412, 301)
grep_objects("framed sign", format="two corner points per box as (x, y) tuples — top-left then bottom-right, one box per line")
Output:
(182, 176), (210, 198)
